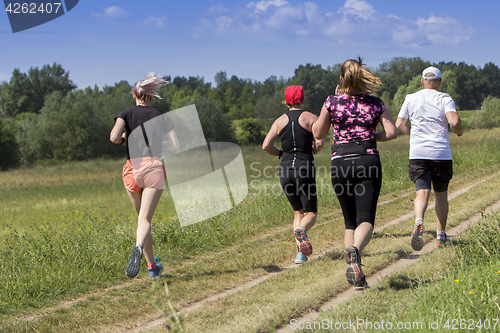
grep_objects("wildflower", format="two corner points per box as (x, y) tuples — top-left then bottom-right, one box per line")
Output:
(454, 279), (460, 283)
(470, 291), (474, 295)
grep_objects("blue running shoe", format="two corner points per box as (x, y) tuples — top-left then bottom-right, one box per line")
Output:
(148, 257), (164, 279)
(295, 252), (308, 265)
(126, 245), (143, 278)
(353, 276), (370, 291)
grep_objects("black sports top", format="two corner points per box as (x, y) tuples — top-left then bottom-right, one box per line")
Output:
(278, 110), (314, 167)
(115, 105), (174, 160)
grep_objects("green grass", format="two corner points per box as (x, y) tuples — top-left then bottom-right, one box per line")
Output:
(299, 213), (500, 333)
(458, 109), (478, 120)
(2, 127), (500, 332)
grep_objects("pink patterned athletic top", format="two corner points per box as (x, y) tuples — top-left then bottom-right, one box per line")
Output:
(323, 93), (385, 157)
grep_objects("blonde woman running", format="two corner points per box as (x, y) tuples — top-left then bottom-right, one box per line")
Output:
(110, 72), (179, 279)
(313, 58), (397, 290)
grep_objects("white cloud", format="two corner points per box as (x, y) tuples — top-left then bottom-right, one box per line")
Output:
(195, 0), (473, 49)
(215, 16), (233, 31)
(339, 0), (376, 21)
(393, 15), (473, 48)
(209, 4), (229, 14)
(138, 16), (168, 28)
(247, 0), (289, 13)
(91, 6), (128, 18)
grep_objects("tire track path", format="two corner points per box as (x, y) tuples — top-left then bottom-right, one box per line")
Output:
(276, 199), (500, 332)
(124, 173), (499, 332)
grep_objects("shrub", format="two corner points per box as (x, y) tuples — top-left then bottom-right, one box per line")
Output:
(474, 96), (500, 129)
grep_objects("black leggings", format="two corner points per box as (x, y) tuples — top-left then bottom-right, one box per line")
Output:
(331, 155), (382, 229)
(279, 162), (317, 213)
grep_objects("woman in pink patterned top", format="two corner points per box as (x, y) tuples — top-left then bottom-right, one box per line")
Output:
(313, 57), (397, 290)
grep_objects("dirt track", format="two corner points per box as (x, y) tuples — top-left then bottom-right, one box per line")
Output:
(123, 173), (500, 332)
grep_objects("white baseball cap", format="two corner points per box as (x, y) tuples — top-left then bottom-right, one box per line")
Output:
(422, 66), (442, 80)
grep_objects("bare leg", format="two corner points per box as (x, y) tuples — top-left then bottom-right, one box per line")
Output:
(345, 222), (373, 254)
(434, 191), (448, 232)
(293, 210), (316, 246)
(126, 188), (163, 265)
(300, 212), (317, 231)
(414, 189), (431, 220)
(344, 229), (355, 249)
(293, 210), (304, 247)
(126, 189), (142, 216)
(137, 188), (163, 265)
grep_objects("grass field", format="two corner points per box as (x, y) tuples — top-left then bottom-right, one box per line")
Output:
(1, 127), (500, 332)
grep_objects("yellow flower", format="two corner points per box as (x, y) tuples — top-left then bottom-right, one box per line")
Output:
(16, 243), (19, 246)
(454, 279), (460, 283)
(470, 291), (474, 295)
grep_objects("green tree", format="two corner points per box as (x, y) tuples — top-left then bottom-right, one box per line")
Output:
(0, 117), (20, 169)
(224, 87), (237, 110)
(481, 62), (500, 101)
(190, 95), (234, 142)
(474, 96), (500, 129)
(235, 118), (265, 145)
(292, 64), (336, 115)
(102, 80), (131, 97)
(23, 90), (119, 161)
(3, 63), (76, 117)
(440, 70), (458, 102)
(391, 75), (423, 116)
(253, 90), (287, 120)
(376, 57), (430, 100)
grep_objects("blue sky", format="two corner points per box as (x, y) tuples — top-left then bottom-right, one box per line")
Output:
(1, 0), (499, 89)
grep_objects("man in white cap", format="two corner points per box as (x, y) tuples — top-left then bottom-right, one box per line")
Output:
(396, 66), (463, 250)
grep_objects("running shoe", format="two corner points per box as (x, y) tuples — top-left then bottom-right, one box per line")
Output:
(294, 226), (313, 256)
(353, 276), (370, 291)
(344, 246), (364, 285)
(148, 257), (164, 279)
(126, 245), (143, 278)
(435, 232), (448, 249)
(411, 218), (424, 251)
(295, 252), (308, 265)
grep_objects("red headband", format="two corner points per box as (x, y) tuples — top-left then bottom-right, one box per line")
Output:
(285, 86), (304, 105)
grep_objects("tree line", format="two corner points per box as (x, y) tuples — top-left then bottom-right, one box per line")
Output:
(1, 58), (500, 170)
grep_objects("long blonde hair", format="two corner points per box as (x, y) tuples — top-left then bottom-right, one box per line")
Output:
(132, 72), (168, 102)
(339, 57), (381, 96)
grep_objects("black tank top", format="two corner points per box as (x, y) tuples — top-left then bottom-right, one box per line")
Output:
(278, 110), (314, 167)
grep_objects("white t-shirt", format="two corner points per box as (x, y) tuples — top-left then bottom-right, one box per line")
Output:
(398, 89), (457, 160)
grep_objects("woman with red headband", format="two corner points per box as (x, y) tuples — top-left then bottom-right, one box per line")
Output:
(263, 86), (324, 264)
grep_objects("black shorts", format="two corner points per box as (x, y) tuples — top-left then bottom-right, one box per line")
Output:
(331, 154), (382, 229)
(279, 161), (317, 213)
(408, 159), (453, 193)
